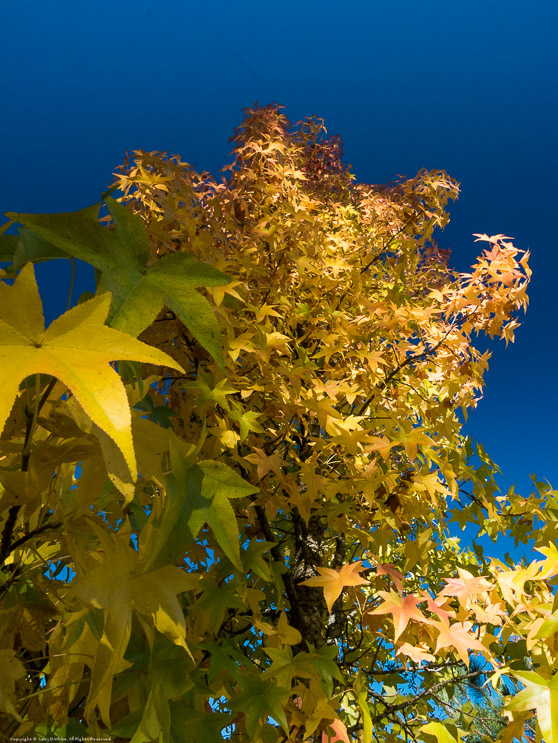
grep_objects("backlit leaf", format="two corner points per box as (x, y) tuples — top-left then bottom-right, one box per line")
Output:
(302, 561), (369, 613)
(0, 264), (183, 477)
(8, 197), (231, 369)
(507, 671), (558, 743)
(368, 591), (427, 641)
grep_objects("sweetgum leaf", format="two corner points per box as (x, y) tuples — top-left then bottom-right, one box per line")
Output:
(14, 228), (71, 269)
(507, 671), (558, 743)
(7, 197), (231, 369)
(420, 721), (461, 743)
(0, 263), (183, 477)
(0, 234), (19, 263)
(229, 676), (290, 739)
(128, 635), (193, 743)
(145, 455), (259, 571)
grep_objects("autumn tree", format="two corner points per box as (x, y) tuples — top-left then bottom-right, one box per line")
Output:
(0, 103), (556, 742)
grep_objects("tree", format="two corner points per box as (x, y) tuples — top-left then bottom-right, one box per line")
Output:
(0, 103), (555, 742)
(437, 657), (534, 743)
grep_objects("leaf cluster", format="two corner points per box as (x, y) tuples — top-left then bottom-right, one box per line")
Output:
(0, 103), (551, 743)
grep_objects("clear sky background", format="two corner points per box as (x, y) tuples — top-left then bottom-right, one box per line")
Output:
(2, 0), (556, 515)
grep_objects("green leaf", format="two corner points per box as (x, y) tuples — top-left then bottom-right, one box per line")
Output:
(0, 649), (26, 720)
(7, 197), (231, 369)
(103, 195), (151, 268)
(13, 228), (70, 269)
(357, 691), (373, 743)
(311, 644), (344, 697)
(168, 703), (233, 743)
(134, 392), (177, 428)
(229, 402), (266, 441)
(202, 638), (249, 683)
(262, 646), (314, 687)
(145, 437), (258, 571)
(243, 539), (275, 581)
(420, 721), (461, 743)
(7, 202), (111, 268)
(75, 557), (196, 729)
(0, 234), (19, 263)
(129, 635), (193, 743)
(35, 719), (89, 739)
(184, 459), (259, 567)
(229, 676), (290, 739)
(191, 578), (245, 630)
(185, 369), (238, 409)
(110, 708), (144, 737)
(535, 611), (558, 639)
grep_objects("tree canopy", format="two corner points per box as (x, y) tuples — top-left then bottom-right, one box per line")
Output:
(0, 103), (554, 742)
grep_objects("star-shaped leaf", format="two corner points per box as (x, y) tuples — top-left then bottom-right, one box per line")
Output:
(262, 646), (314, 688)
(121, 635), (193, 743)
(302, 561), (369, 613)
(0, 263), (183, 477)
(507, 671), (558, 743)
(376, 563), (404, 593)
(497, 562), (540, 605)
(74, 524), (197, 726)
(368, 591), (427, 641)
(421, 592), (456, 624)
(229, 676), (290, 739)
(144, 433), (259, 571)
(439, 568), (492, 605)
(7, 197), (231, 369)
(396, 642), (436, 664)
(431, 620), (487, 668)
(322, 719), (351, 743)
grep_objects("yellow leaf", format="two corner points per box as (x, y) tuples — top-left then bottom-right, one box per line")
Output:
(507, 671), (558, 743)
(0, 649), (25, 721)
(396, 642), (436, 664)
(276, 612), (303, 645)
(0, 264), (183, 478)
(421, 721), (461, 743)
(431, 620), (487, 668)
(74, 526), (198, 723)
(302, 561), (369, 613)
(536, 544), (558, 580)
(497, 562), (541, 605)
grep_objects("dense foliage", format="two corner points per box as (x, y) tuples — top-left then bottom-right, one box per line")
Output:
(0, 104), (555, 742)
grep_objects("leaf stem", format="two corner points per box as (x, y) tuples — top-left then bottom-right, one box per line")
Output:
(37, 376), (57, 416)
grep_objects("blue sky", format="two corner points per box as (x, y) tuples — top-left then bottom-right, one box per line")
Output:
(2, 0), (557, 504)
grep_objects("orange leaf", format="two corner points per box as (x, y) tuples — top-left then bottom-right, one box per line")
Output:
(368, 591), (427, 641)
(439, 568), (492, 605)
(302, 562), (369, 613)
(432, 620), (486, 668)
(421, 592), (456, 624)
(322, 719), (350, 743)
(377, 564), (404, 593)
(396, 642), (436, 664)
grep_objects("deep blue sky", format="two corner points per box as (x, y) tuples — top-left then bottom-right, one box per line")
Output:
(2, 0), (557, 508)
